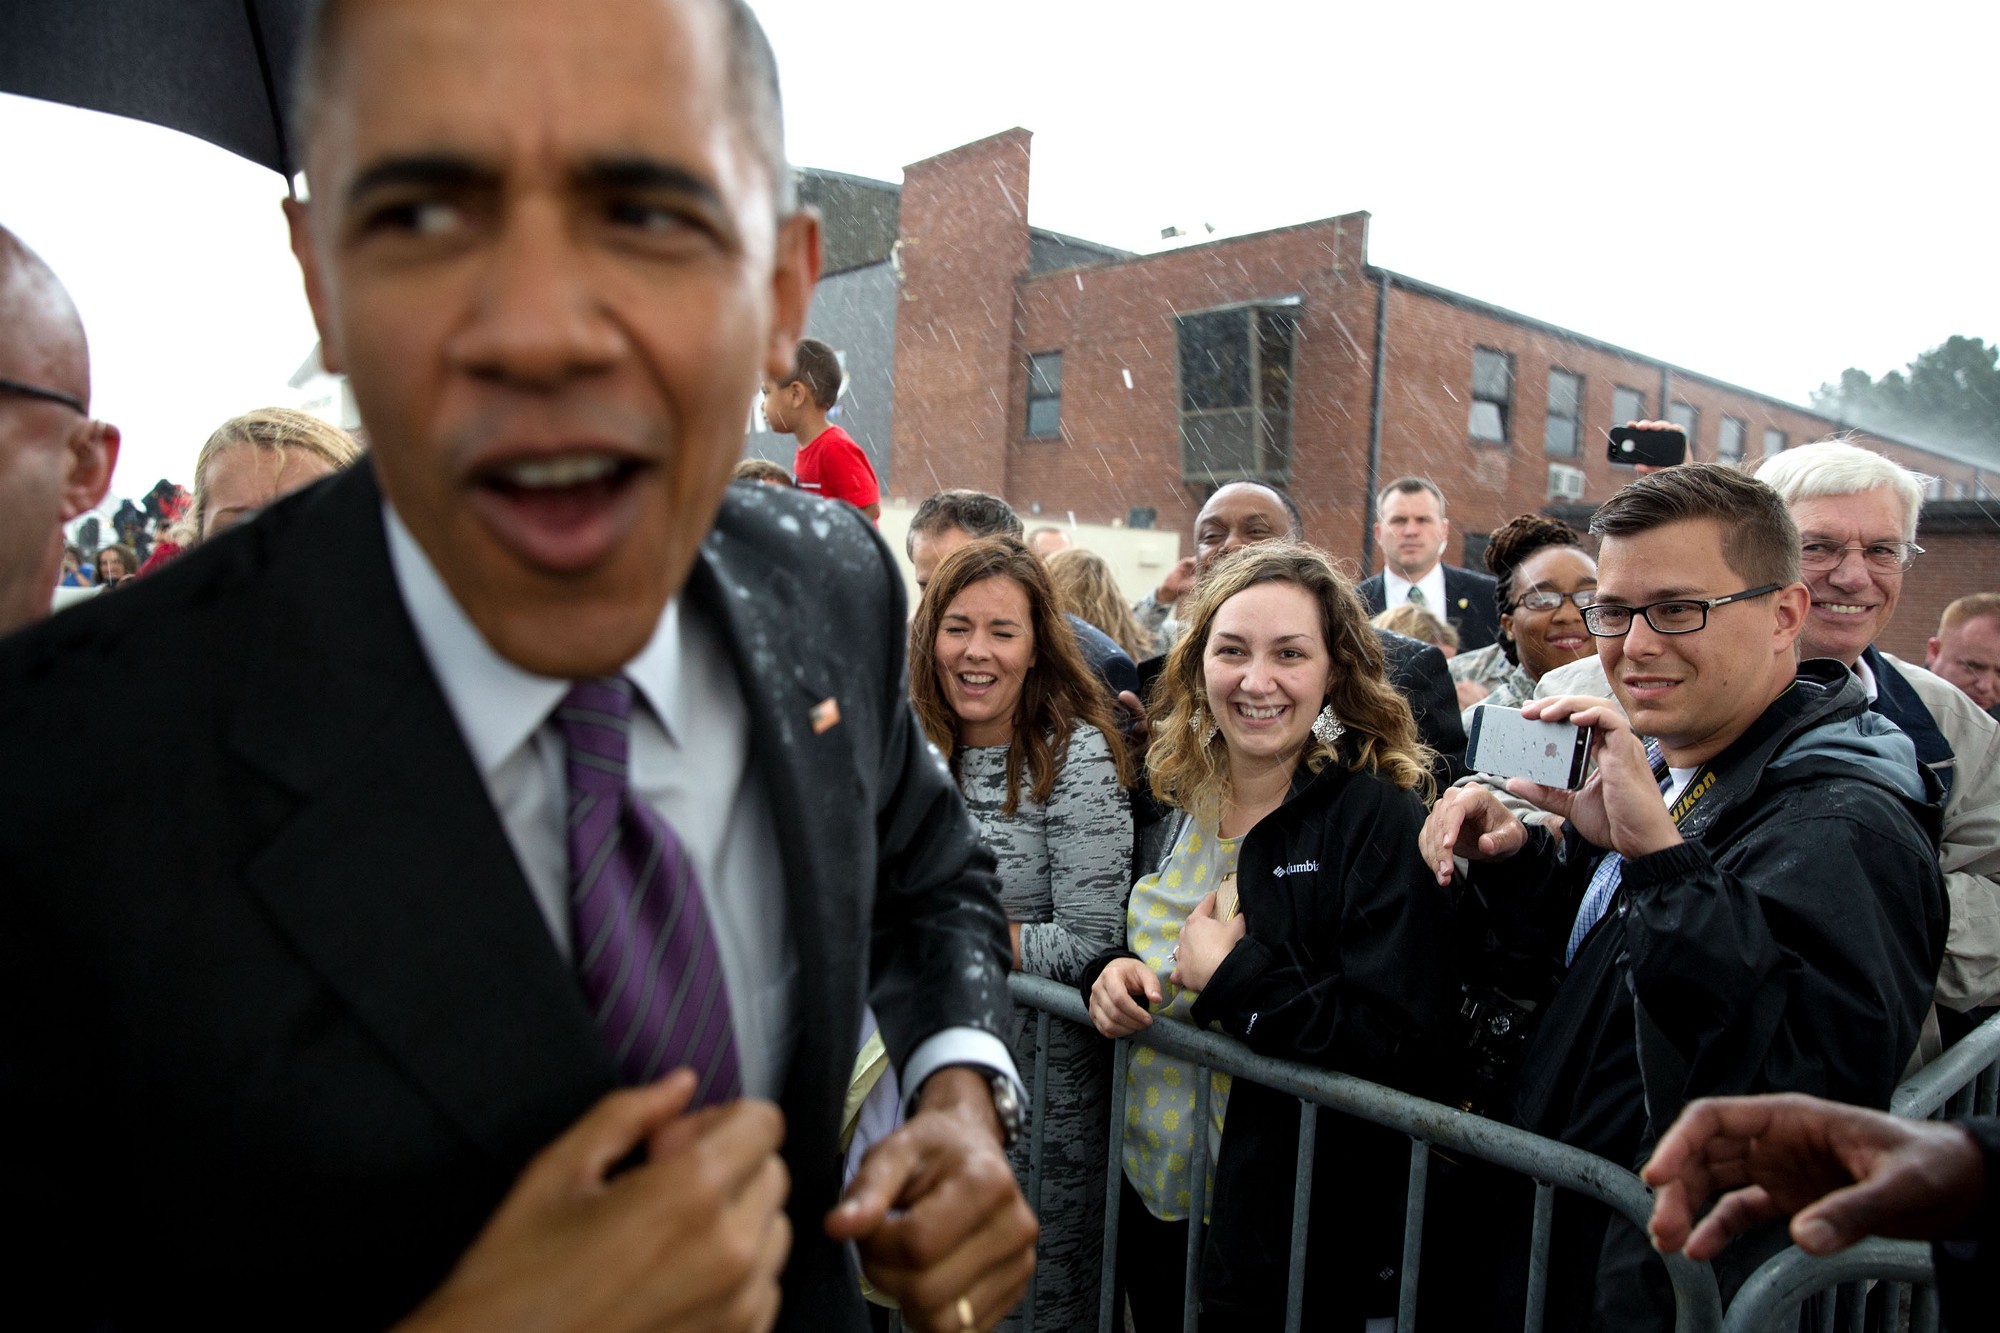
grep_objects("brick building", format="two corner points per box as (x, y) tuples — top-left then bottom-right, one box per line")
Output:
(770, 128), (1999, 660)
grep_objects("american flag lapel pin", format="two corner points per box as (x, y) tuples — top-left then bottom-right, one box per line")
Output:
(810, 697), (842, 734)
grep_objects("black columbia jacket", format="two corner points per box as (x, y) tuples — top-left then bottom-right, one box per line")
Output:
(1465, 660), (1948, 1329)
(1085, 756), (1454, 1330)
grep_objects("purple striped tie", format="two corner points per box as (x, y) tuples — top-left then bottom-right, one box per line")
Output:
(557, 677), (742, 1104)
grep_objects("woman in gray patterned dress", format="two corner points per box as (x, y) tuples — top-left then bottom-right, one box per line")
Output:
(910, 536), (1134, 1331)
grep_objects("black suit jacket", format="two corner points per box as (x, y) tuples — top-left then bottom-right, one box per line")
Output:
(1357, 564), (1502, 653)
(1375, 629), (1469, 789)
(0, 466), (1012, 1331)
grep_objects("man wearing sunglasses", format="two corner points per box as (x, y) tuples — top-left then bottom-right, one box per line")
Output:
(0, 226), (120, 636)
(1422, 464), (1945, 1332)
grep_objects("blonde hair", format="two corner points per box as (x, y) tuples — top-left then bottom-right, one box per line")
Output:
(190, 407), (362, 540)
(1045, 547), (1158, 661)
(1146, 543), (1431, 816)
(1941, 593), (2000, 635)
(1371, 603), (1458, 652)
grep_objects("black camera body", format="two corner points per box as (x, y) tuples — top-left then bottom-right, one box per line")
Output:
(1452, 984), (1542, 1116)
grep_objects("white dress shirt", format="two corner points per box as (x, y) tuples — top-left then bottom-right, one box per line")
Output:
(383, 505), (1015, 1112)
(1382, 562), (1447, 615)
(1854, 654), (1880, 703)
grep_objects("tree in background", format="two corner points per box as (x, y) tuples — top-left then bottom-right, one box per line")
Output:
(1812, 335), (2000, 463)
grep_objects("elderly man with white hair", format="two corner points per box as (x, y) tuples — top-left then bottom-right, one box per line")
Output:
(1524, 440), (2000, 1024)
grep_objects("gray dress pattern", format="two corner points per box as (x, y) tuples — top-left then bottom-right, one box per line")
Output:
(957, 726), (1132, 1332)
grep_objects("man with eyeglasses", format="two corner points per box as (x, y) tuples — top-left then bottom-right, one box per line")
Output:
(1422, 464), (1946, 1331)
(1525, 441), (2000, 1039)
(0, 226), (120, 636)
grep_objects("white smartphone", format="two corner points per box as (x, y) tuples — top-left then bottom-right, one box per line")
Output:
(1466, 704), (1593, 790)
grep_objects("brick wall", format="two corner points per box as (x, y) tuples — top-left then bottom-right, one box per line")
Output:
(1006, 214), (1373, 560)
(879, 129), (1995, 588)
(1881, 503), (2000, 662)
(888, 130), (1033, 500)
(1369, 280), (1991, 566)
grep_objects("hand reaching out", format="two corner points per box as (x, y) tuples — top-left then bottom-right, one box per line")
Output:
(1155, 556), (1197, 606)
(1418, 783), (1531, 886)
(1644, 1093), (1987, 1261)
(1089, 957), (1161, 1038)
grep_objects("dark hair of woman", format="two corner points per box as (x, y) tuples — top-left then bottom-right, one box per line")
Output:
(909, 536), (1132, 814)
(1482, 513), (1582, 666)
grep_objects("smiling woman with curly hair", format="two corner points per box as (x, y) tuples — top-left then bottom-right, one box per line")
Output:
(1081, 541), (1451, 1331)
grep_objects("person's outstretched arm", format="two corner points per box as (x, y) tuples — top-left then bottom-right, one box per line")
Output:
(1643, 1093), (1989, 1261)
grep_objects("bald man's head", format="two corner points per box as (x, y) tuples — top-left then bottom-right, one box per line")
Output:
(0, 226), (118, 635)
(0, 229), (90, 411)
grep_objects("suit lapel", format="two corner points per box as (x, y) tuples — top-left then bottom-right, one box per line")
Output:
(227, 466), (613, 1162)
(687, 522), (856, 1126)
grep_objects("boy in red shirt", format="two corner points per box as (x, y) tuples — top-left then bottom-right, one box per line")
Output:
(761, 337), (881, 521)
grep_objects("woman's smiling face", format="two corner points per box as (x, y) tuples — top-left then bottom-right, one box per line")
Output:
(1203, 580), (1331, 768)
(1503, 545), (1598, 682)
(935, 573), (1037, 747)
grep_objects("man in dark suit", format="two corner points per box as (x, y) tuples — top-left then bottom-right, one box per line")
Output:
(0, 1), (1034, 1330)
(1356, 476), (1502, 652)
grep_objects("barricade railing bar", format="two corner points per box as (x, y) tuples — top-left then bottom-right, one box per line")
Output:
(1003, 972), (1726, 1333)
(1002, 976), (2000, 1333)
(1718, 1009), (2000, 1333)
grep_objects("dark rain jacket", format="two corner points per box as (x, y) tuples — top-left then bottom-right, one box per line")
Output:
(1084, 755), (1454, 1330)
(1464, 660), (1948, 1330)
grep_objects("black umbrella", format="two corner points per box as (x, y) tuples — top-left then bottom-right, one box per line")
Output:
(0, 1), (315, 181)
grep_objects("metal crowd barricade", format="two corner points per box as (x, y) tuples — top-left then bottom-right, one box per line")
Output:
(1717, 1010), (2000, 1333)
(1004, 972), (1724, 1333)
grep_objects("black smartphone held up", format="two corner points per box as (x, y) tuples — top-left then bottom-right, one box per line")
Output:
(1466, 704), (1593, 790)
(1607, 423), (1687, 468)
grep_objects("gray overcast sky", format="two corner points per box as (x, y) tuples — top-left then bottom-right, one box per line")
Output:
(1, 0), (1993, 499)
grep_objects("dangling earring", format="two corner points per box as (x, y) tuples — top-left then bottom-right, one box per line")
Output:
(1312, 704), (1344, 745)
(1190, 707), (1218, 746)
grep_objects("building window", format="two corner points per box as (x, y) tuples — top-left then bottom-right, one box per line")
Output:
(1763, 428), (1787, 457)
(1669, 401), (1698, 453)
(1611, 385), (1648, 430)
(1470, 348), (1513, 443)
(1176, 304), (1298, 483)
(1718, 416), (1746, 466)
(1544, 369), (1583, 457)
(1026, 352), (1063, 439)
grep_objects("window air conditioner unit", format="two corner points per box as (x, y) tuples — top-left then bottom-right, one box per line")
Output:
(1547, 463), (1586, 503)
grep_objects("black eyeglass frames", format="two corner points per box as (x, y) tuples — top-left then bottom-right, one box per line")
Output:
(1581, 584), (1783, 637)
(0, 376), (87, 415)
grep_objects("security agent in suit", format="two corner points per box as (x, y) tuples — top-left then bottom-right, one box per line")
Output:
(1356, 476), (1502, 652)
(0, 1), (1034, 1331)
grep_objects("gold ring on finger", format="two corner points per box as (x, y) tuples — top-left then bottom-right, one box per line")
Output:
(956, 1295), (976, 1331)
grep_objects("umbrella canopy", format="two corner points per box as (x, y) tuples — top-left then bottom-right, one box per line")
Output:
(0, 0), (316, 179)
